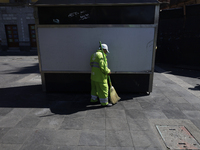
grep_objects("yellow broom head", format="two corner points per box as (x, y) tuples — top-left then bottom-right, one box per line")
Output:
(110, 86), (121, 104)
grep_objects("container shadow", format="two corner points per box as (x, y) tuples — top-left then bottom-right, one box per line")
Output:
(0, 85), (104, 115)
(0, 84), (150, 115)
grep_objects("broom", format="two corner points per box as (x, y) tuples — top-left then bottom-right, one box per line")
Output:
(99, 41), (121, 104)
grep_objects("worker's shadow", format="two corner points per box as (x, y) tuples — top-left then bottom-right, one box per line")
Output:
(49, 95), (103, 115)
(188, 84), (200, 91)
(48, 92), (148, 115)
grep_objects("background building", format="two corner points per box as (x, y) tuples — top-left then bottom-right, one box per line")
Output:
(157, 0), (200, 67)
(0, 0), (37, 51)
(1, 0), (200, 54)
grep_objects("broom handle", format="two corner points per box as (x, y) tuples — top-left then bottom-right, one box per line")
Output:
(99, 41), (112, 87)
(108, 75), (112, 87)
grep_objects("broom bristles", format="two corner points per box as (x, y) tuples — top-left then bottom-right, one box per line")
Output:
(110, 86), (121, 104)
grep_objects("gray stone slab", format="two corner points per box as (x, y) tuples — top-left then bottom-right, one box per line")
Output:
(66, 111), (87, 118)
(16, 115), (41, 128)
(106, 118), (129, 131)
(10, 108), (32, 118)
(158, 86), (175, 95)
(193, 103), (200, 110)
(19, 144), (49, 150)
(152, 96), (170, 104)
(191, 119), (200, 130)
(85, 109), (105, 118)
(162, 79), (177, 85)
(136, 96), (151, 103)
(184, 95), (200, 104)
(59, 117), (84, 130)
(134, 146), (161, 150)
(149, 95), (168, 103)
(30, 108), (53, 117)
(106, 130), (133, 147)
(0, 108), (31, 127)
(78, 146), (106, 150)
(157, 102), (179, 111)
(48, 145), (106, 150)
(106, 147), (134, 150)
(17, 129), (50, 145)
(170, 86), (189, 97)
(162, 90), (180, 98)
(83, 118), (105, 130)
(79, 130), (105, 146)
(47, 145), (78, 150)
(152, 97), (180, 110)
(138, 95), (154, 102)
(0, 144), (22, 150)
(0, 128), (10, 139)
(126, 109), (147, 120)
(150, 92), (165, 99)
(139, 102), (160, 111)
(108, 102), (124, 110)
(36, 115), (64, 129)
(105, 109), (126, 120)
(153, 80), (166, 87)
(50, 130), (82, 145)
(167, 96), (189, 103)
(150, 88), (164, 97)
(144, 110), (167, 119)
(162, 110), (187, 119)
(182, 110), (200, 120)
(130, 130), (162, 149)
(0, 108), (13, 116)
(0, 128), (33, 144)
(121, 101), (142, 110)
(23, 129), (81, 146)
(173, 103), (197, 111)
(127, 119), (151, 131)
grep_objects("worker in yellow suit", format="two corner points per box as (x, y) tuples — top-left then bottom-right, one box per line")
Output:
(90, 44), (112, 107)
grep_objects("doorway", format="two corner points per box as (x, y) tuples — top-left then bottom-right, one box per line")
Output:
(5, 25), (19, 47)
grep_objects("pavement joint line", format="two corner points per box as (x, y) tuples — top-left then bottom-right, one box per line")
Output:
(155, 66), (200, 99)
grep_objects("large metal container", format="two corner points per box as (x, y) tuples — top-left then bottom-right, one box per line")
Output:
(33, 0), (160, 93)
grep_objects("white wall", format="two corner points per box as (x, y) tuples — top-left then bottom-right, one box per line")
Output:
(38, 27), (155, 72)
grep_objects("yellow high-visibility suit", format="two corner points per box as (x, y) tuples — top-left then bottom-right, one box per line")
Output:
(90, 50), (111, 106)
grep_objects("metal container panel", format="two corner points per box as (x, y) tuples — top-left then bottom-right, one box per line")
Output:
(38, 27), (155, 72)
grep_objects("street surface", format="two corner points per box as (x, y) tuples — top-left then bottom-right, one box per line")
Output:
(0, 52), (200, 150)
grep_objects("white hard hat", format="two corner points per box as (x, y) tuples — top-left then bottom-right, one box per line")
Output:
(100, 44), (110, 53)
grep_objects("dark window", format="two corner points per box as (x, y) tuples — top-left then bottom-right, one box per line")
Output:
(38, 5), (155, 25)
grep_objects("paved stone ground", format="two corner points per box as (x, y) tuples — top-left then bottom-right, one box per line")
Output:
(0, 53), (200, 150)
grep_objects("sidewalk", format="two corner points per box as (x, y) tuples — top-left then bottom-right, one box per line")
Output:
(0, 56), (200, 150)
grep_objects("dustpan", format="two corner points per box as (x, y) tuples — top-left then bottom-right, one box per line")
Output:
(99, 41), (121, 104)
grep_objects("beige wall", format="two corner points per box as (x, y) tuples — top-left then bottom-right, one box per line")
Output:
(0, 0), (9, 3)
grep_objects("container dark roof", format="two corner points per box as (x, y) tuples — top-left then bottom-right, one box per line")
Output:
(34, 0), (159, 5)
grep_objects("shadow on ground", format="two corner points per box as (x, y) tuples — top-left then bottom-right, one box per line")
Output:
(5, 63), (40, 74)
(155, 63), (200, 79)
(189, 84), (200, 91)
(0, 84), (146, 115)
